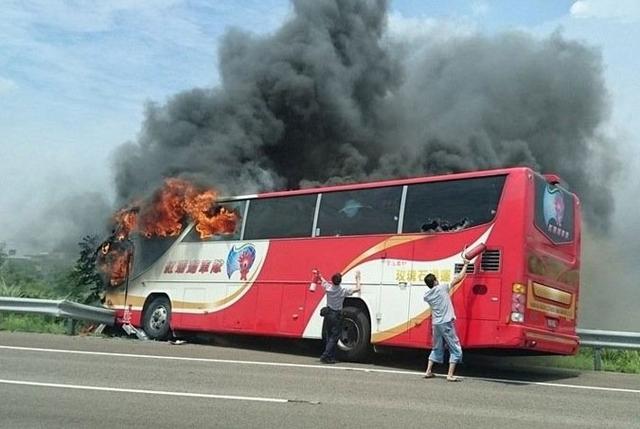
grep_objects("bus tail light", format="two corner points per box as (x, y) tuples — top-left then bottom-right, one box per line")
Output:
(511, 313), (524, 323)
(511, 283), (527, 323)
(512, 283), (526, 294)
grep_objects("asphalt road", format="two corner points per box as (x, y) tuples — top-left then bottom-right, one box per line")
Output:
(0, 332), (638, 428)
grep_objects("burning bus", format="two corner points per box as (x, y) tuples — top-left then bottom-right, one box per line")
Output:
(101, 167), (581, 361)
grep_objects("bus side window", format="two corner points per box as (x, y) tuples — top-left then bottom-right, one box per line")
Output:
(181, 201), (246, 242)
(403, 176), (506, 233)
(317, 186), (402, 236)
(244, 194), (317, 240)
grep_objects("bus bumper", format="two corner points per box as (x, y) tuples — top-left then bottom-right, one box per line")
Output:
(490, 325), (579, 355)
(521, 328), (579, 354)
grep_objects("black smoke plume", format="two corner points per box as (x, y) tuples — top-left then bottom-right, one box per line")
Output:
(113, 0), (617, 229)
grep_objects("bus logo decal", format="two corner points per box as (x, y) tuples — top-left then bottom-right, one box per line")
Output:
(226, 243), (257, 280)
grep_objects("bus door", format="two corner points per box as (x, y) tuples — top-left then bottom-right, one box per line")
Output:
(253, 243), (307, 335)
(279, 277), (307, 334)
(375, 238), (414, 344)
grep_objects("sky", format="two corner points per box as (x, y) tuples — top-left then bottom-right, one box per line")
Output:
(1, 0), (637, 231)
(0, 1), (639, 327)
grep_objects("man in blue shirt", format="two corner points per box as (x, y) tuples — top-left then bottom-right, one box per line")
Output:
(423, 258), (470, 381)
(319, 271), (362, 364)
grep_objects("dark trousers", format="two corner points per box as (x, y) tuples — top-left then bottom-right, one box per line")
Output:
(321, 310), (343, 360)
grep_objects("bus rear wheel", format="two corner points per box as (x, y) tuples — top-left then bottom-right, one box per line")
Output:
(338, 306), (371, 362)
(142, 296), (172, 340)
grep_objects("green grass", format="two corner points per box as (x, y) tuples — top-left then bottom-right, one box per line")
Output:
(0, 314), (66, 334)
(532, 347), (640, 374)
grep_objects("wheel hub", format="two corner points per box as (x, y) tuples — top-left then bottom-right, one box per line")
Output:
(338, 318), (360, 351)
(150, 307), (167, 330)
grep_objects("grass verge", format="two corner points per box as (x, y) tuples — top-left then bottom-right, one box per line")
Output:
(527, 347), (640, 374)
(0, 314), (66, 334)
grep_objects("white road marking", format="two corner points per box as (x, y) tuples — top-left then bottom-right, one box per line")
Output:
(1, 345), (639, 394)
(0, 379), (289, 403)
(473, 376), (640, 394)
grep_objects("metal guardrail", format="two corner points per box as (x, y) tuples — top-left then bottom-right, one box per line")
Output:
(577, 328), (640, 370)
(0, 297), (115, 330)
(577, 328), (640, 350)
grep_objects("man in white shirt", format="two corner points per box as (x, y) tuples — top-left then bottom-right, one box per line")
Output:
(423, 258), (469, 381)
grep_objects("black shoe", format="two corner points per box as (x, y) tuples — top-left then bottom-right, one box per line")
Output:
(320, 357), (337, 364)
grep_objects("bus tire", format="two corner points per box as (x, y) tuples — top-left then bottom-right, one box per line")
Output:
(338, 306), (371, 362)
(142, 296), (172, 340)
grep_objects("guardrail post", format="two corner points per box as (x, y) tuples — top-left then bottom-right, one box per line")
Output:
(593, 347), (602, 371)
(65, 318), (77, 336)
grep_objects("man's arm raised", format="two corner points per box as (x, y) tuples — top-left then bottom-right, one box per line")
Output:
(450, 258), (470, 289)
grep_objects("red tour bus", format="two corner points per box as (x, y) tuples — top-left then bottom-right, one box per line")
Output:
(104, 167), (581, 361)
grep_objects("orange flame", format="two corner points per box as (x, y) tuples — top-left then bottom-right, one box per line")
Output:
(105, 249), (132, 286)
(115, 178), (239, 239)
(193, 207), (238, 239)
(98, 238), (133, 287)
(99, 178), (239, 287)
(114, 207), (139, 240)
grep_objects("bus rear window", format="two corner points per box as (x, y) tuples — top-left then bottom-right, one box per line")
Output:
(402, 176), (506, 233)
(534, 175), (574, 243)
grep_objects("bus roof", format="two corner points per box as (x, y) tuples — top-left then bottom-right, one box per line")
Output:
(219, 166), (556, 202)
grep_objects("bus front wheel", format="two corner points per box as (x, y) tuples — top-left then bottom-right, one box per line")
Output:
(142, 296), (172, 340)
(338, 306), (371, 362)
